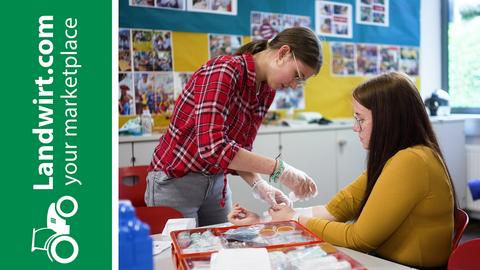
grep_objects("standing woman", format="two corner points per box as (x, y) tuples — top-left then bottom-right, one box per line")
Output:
(145, 27), (323, 226)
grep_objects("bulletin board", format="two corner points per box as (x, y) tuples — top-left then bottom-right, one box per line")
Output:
(118, 0), (420, 124)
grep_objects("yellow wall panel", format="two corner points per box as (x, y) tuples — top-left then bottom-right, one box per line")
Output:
(173, 32), (208, 72)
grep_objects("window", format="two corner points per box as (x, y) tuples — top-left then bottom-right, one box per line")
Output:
(442, 0), (480, 113)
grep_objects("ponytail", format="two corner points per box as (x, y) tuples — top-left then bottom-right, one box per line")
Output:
(235, 39), (269, 55)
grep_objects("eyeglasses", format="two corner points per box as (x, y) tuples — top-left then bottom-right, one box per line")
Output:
(292, 51), (306, 87)
(353, 115), (365, 130)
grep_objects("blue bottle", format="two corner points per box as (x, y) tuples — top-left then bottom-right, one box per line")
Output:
(119, 201), (153, 270)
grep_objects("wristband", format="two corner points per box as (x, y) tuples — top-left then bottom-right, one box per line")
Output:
(269, 159), (285, 183)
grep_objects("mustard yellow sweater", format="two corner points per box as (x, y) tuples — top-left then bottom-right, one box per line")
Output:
(306, 145), (454, 268)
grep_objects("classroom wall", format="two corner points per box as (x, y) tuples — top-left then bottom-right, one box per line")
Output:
(119, 0), (424, 127)
(419, 0), (442, 100)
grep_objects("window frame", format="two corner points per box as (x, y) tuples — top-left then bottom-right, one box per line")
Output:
(441, 0), (480, 114)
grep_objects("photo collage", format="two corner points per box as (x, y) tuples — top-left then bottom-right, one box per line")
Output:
(130, 0), (237, 15)
(315, 0), (353, 38)
(331, 42), (419, 77)
(118, 28), (180, 116)
(119, 28), (245, 116)
(356, 0), (389, 26)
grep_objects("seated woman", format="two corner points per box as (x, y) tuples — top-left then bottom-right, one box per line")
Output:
(228, 72), (456, 269)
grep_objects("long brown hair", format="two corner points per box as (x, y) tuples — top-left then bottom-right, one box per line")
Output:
(353, 72), (457, 216)
(236, 27), (323, 74)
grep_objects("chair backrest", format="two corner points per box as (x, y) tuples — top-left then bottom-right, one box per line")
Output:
(452, 208), (469, 249)
(448, 238), (480, 270)
(119, 165), (150, 207)
(135, 206), (184, 234)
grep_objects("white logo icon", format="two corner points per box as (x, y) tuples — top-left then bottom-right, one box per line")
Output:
(31, 195), (79, 264)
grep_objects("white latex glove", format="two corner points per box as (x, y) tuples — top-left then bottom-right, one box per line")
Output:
(278, 162), (318, 200)
(252, 179), (292, 208)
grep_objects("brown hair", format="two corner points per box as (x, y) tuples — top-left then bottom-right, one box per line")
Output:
(352, 72), (457, 216)
(236, 27), (322, 74)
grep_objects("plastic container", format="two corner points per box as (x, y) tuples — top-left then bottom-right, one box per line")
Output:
(119, 200), (153, 270)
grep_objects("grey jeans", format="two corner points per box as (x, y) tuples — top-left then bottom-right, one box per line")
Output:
(145, 171), (232, 227)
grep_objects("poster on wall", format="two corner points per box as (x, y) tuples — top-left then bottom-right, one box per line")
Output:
(174, 72), (194, 99)
(379, 45), (399, 73)
(208, 34), (242, 59)
(356, 44), (379, 76)
(356, 0), (389, 27)
(270, 87), (305, 110)
(251, 11), (311, 40)
(155, 0), (185, 10)
(119, 29), (132, 72)
(399, 47), (419, 76)
(119, 73), (135, 115)
(331, 42), (356, 76)
(315, 0), (353, 39)
(187, 0), (237, 16)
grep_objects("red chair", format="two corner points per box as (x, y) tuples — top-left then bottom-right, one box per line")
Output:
(452, 208), (469, 249)
(448, 238), (480, 270)
(119, 166), (150, 206)
(119, 166), (183, 234)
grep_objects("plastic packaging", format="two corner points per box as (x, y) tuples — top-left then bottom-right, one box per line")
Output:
(141, 108), (154, 134)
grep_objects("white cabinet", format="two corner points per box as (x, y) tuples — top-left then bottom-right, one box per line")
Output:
(281, 131), (337, 208)
(134, 141), (157, 166)
(433, 120), (467, 208)
(119, 140), (157, 167)
(336, 129), (367, 190)
(119, 142), (133, 167)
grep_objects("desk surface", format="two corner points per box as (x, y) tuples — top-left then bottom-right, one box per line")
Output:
(152, 234), (415, 270)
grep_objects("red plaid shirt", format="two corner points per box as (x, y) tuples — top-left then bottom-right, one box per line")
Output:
(150, 54), (276, 177)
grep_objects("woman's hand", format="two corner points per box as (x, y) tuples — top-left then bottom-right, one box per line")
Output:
(227, 203), (261, 226)
(252, 179), (292, 207)
(278, 162), (317, 200)
(268, 203), (296, 221)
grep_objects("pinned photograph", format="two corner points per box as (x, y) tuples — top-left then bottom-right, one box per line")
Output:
(132, 30), (154, 71)
(399, 47), (419, 76)
(130, 0), (154, 7)
(119, 29), (132, 72)
(152, 31), (173, 71)
(155, 0), (185, 10)
(356, 44), (379, 76)
(152, 72), (175, 113)
(187, 0), (237, 16)
(315, 1), (352, 38)
(251, 11), (311, 41)
(331, 42), (356, 76)
(356, 0), (389, 27)
(379, 46), (399, 73)
(119, 73), (135, 115)
(134, 73), (155, 115)
(208, 34), (242, 59)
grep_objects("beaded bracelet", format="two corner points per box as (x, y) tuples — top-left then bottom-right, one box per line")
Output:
(269, 159), (285, 183)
